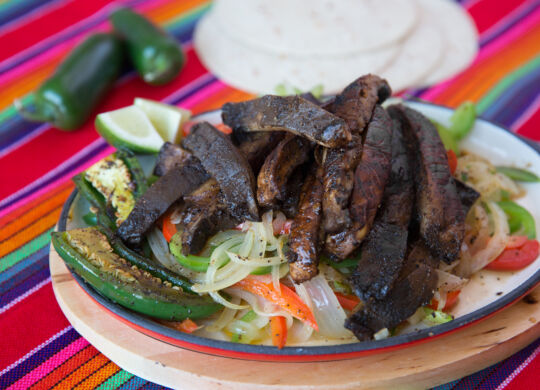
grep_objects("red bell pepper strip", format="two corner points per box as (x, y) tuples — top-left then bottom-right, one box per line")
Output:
(270, 316), (287, 349)
(234, 275), (318, 330)
(485, 239), (539, 271)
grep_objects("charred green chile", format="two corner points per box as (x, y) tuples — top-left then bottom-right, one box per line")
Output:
(110, 7), (185, 85)
(52, 229), (221, 320)
(16, 33), (123, 130)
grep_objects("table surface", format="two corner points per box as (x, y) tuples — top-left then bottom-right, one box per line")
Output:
(0, 0), (539, 389)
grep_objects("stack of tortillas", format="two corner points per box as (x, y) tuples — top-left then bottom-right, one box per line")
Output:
(194, 0), (478, 94)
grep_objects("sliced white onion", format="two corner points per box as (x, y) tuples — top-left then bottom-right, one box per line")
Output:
(456, 201), (509, 277)
(193, 264), (253, 293)
(295, 275), (352, 338)
(206, 296), (241, 332)
(435, 270), (468, 295)
(146, 228), (205, 282)
(226, 320), (260, 343)
(209, 290), (248, 310)
(226, 251), (284, 267)
(271, 264), (281, 293)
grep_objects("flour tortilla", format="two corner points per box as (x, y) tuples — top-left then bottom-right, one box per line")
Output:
(194, 12), (399, 94)
(212, 0), (418, 57)
(379, 14), (444, 92)
(419, 0), (478, 86)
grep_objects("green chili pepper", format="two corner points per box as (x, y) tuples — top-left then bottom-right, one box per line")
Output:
(110, 7), (185, 85)
(52, 229), (221, 320)
(449, 101), (476, 140)
(115, 148), (149, 197)
(169, 233), (211, 272)
(496, 166), (540, 183)
(431, 101), (476, 154)
(15, 33), (123, 130)
(72, 174), (117, 230)
(97, 226), (194, 293)
(73, 151), (145, 230)
(321, 253), (361, 271)
(82, 212), (98, 226)
(498, 201), (536, 239)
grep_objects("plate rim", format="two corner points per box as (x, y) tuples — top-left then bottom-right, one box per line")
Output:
(54, 102), (540, 361)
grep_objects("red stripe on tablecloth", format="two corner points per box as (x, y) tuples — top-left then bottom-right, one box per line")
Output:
(0, 0), (114, 63)
(499, 344), (540, 390)
(0, 48), (207, 201)
(0, 282), (70, 369)
(467, 0), (528, 33)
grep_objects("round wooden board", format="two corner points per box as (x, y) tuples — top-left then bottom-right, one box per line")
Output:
(50, 244), (540, 390)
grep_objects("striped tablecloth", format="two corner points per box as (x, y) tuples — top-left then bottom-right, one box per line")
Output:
(0, 0), (539, 389)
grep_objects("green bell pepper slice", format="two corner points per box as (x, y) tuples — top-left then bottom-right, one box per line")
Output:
(498, 201), (536, 239)
(52, 228), (221, 320)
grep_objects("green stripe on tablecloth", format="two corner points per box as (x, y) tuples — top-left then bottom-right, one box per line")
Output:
(95, 370), (134, 389)
(0, 228), (52, 273)
(476, 54), (540, 114)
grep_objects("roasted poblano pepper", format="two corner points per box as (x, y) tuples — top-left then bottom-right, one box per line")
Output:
(110, 7), (185, 85)
(73, 150), (147, 229)
(15, 33), (123, 130)
(52, 228), (221, 320)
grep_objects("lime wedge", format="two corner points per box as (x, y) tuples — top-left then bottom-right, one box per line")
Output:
(134, 98), (191, 143)
(95, 106), (164, 153)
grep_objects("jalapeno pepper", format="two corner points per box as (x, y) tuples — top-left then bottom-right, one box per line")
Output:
(73, 151), (147, 230)
(52, 228), (221, 320)
(98, 226), (194, 293)
(498, 201), (536, 239)
(15, 33), (123, 130)
(110, 7), (185, 85)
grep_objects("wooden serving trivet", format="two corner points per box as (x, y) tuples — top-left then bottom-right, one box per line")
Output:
(50, 244), (540, 390)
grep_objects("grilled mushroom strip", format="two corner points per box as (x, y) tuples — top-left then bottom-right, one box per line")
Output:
(287, 163), (325, 283)
(322, 75), (391, 234)
(177, 179), (237, 255)
(388, 105), (465, 263)
(153, 142), (191, 177)
(325, 106), (394, 259)
(117, 157), (210, 247)
(182, 122), (259, 221)
(324, 74), (391, 134)
(221, 95), (351, 148)
(234, 131), (285, 174)
(350, 119), (414, 300)
(345, 241), (438, 341)
(257, 134), (312, 208)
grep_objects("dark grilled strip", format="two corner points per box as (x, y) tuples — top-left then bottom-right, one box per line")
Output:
(345, 241), (438, 341)
(222, 95), (351, 148)
(235, 131), (285, 174)
(325, 106), (394, 259)
(388, 105), (465, 263)
(153, 142), (191, 177)
(117, 157), (210, 247)
(257, 134), (312, 208)
(350, 119), (414, 300)
(178, 178), (237, 255)
(324, 74), (391, 134)
(321, 137), (362, 233)
(287, 163), (325, 283)
(182, 122), (258, 221)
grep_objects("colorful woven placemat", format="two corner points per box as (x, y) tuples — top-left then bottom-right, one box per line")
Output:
(0, 0), (538, 389)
